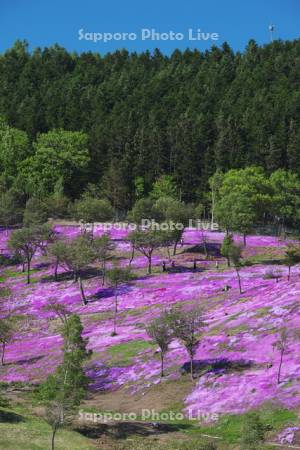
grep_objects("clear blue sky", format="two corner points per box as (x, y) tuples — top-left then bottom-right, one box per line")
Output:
(1, 0), (299, 55)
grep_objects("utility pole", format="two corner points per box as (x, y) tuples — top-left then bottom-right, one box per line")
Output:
(269, 23), (275, 42)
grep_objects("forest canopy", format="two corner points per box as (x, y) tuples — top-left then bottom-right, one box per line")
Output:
(0, 39), (299, 206)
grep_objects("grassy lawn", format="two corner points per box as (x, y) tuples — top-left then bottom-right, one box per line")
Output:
(107, 340), (156, 366)
(0, 391), (298, 449)
(194, 405), (297, 446)
(0, 407), (95, 450)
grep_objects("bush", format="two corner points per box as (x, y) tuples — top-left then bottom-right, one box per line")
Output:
(241, 412), (267, 449)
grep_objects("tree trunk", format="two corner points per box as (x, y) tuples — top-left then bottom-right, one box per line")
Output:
(78, 275), (87, 305)
(288, 266), (291, 281)
(160, 352), (164, 377)
(54, 260), (58, 282)
(129, 245), (135, 265)
(1, 342), (5, 366)
(243, 234), (247, 247)
(173, 239), (179, 256)
(167, 246), (171, 261)
(51, 424), (58, 450)
(277, 348), (284, 384)
(203, 240), (208, 258)
(27, 258), (31, 284)
(211, 192), (215, 229)
(227, 257), (231, 267)
(102, 259), (106, 286)
(190, 356), (194, 381)
(236, 269), (242, 294)
(113, 289), (118, 335)
(148, 257), (152, 274)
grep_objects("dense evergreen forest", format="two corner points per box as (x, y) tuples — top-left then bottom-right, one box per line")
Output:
(0, 39), (299, 208)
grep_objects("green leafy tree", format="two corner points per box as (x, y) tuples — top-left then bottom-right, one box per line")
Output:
(61, 236), (96, 305)
(241, 412), (267, 450)
(0, 318), (14, 365)
(38, 314), (90, 450)
(150, 175), (178, 200)
(221, 234), (234, 267)
(0, 117), (30, 182)
(93, 234), (115, 285)
(73, 196), (114, 237)
(126, 197), (159, 262)
(127, 229), (164, 274)
(270, 169), (300, 234)
(43, 298), (70, 325)
(163, 201), (192, 255)
(128, 197), (162, 225)
(208, 169), (224, 227)
(8, 224), (52, 283)
(215, 167), (272, 245)
(228, 243), (243, 294)
(126, 197), (155, 263)
(284, 244), (300, 281)
(287, 119), (300, 175)
(266, 133), (284, 173)
(101, 158), (129, 214)
(273, 328), (288, 385)
(147, 313), (172, 377)
(168, 305), (204, 381)
(19, 130), (90, 198)
(46, 179), (70, 219)
(23, 197), (48, 227)
(134, 176), (145, 200)
(0, 189), (23, 229)
(49, 240), (69, 282)
(106, 266), (132, 336)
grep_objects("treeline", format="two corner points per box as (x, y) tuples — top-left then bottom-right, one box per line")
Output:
(1, 163), (300, 238)
(0, 39), (299, 205)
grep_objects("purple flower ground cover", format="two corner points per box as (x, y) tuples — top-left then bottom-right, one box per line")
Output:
(1, 226), (300, 419)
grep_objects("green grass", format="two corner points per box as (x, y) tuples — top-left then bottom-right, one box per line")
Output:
(0, 398), (297, 449)
(0, 286), (11, 297)
(193, 405), (297, 445)
(0, 407), (95, 450)
(4, 268), (39, 279)
(243, 251), (284, 266)
(4, 269), (24, 278)
(147, 399), (297, 443)
(107, 340), (156, 366)
(253, 307), (272, 318)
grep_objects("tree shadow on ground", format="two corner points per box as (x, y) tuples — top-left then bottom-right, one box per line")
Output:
(33, 262), (52, 270)
(180, 358), (254, 377)
(0, 254), (21, 268)
(41, 267), (101, 283)
(185, 243), (221, 257)
(92, 284), (133, 301)
(11, 355), (44, 366)
(166, 265), (205, 274)
(0, 409), (24, 423)
(243, 258), (285, 267)
(75, 420), (192, 440)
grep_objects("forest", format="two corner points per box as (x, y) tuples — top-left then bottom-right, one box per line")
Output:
(0, 38), (299, 208)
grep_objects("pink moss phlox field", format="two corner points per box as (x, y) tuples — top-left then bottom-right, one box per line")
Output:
(277, 427), (300, 445)
(1, 226), (300, 417)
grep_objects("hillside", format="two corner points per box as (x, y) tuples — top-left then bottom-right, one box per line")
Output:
(1, 225), (300, 448)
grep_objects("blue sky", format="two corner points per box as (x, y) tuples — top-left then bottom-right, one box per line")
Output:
(1, 0), (299, 54)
